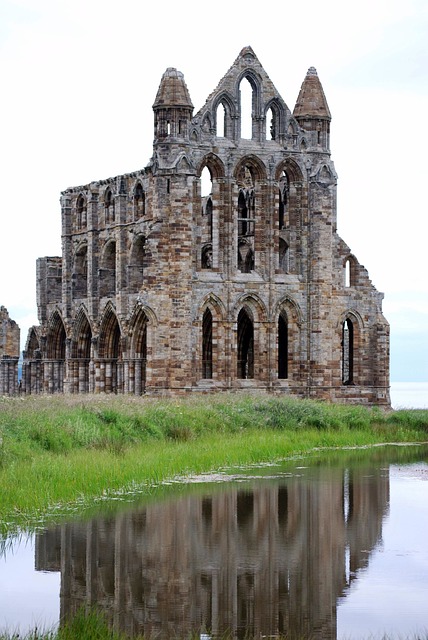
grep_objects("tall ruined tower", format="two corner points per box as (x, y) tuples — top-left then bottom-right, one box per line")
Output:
(23, 47), (390, 404)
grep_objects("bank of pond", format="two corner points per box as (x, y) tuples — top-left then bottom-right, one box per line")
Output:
(0, 394), (428, 640)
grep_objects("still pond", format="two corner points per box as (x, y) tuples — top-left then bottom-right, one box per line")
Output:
(1, 444), (428, 640)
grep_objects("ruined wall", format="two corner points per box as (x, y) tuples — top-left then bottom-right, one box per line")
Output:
(0, 306), (20, 395)
(22, 47), (390, 404)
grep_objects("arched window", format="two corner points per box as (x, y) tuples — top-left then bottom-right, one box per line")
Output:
(237, 308), (254, 379)
(345, 257), (356, 287)
(266, 107), (275, 141)
(100, 241), (116, 297)
(240, 77), (253, 139)
(278, 171), (289, 229)
(76, 195), (87, 229)
(201, 244), (213, 269)
(128, 236), (146, 290)
(216, 102), (225, 137)
(237, 165), (256, 273)
(134, 182), (145, 219)
(73, 245), (88, 298)
(279, 239), (289, 273)
(342, 318), (354, 384)
(278, 312), (288, 379)
(202, 308), (213, 379)
(105, 188), (114, 223)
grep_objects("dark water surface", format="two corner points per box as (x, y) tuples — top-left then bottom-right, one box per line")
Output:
(1, 445), (428, 639)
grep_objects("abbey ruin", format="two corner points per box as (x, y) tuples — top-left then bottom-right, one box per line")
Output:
(14, 47), (390, 403)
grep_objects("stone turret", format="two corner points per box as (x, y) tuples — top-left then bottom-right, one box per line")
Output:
(293, 67), (331, 151)
(153, 67), (193, 142)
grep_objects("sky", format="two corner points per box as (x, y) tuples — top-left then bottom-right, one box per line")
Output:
(0, 0), (427, 382)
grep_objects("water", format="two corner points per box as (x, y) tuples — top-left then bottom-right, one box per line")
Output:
(1, 445), (428, 639)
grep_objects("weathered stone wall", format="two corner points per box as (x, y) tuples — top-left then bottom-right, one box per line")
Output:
(23, 47), (390, 404)
(0, 306), (20, 395)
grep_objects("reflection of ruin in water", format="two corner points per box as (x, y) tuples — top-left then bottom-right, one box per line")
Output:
(36, 465), (389, 639)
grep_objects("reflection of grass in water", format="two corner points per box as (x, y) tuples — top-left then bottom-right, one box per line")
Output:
(0, 394), (427, 537)
(0, 607), (427, 639)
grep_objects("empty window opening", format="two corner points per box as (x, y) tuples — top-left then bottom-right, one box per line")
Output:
(342, 318), (354, 384)
(240, 77), (253, 139)
(76, 195), (87, 229)
(278, 171), (289, 229)
(202, 308), (213, 379)
(237, 308), (254, 379)
(201, 166), (212, 197)
(238, 242), (254, 273)
(266, 107), (276, 141)
(167, 120), (171, 136)
(278, 313), (288, 379)
(201, 244), (213, 269)
(134, 183), (145, 219)
(216, 102), (226, 137)
(73, 245), (88, 298)
(105, 189), (114, 223)
(100, 241), (116, 297)
(128, 236), (146, 291)
(279, 239), (289, 273)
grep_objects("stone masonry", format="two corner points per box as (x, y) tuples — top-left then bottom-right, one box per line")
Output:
(0, 306), (20, 395)
(22, 47), (390, 404)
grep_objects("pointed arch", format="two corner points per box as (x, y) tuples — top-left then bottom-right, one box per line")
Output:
(265, 99), (285, 141)
(24, 327), (40, 359)
(128, 235), (146, 291)
(46, 310), (66, 360)
(70, 307), (92, 393)
(202, 307), (213, 379)
(73, 242), (88, 299)
(133, 181), (145, 219)
(237, 306), (254, 379)
(98, 305), (121, 359)
(104, 187), (115, 223)
(71, 307), (92, 359)
(275, 296), (303, 383)
(100, 240), (116, 297)
(76, 193), (87, 229)
(340, 311), (363, 386)
(128, 305), (149, 394)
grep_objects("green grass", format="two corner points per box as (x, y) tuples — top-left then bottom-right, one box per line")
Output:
(0, 606), (427, 640)
(0, 393), (427, 536)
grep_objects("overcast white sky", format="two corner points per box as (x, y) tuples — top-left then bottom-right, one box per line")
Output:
(0, 0), (427, 382)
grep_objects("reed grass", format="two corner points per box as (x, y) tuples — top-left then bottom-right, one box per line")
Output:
(0, 393), (427, 536)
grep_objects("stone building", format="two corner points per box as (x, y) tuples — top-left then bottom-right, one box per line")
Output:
(22, 46), (390, 403)
(0, 305), (20, 395)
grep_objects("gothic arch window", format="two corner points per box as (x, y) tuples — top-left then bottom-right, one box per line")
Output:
(201, 244), (213, 269)
(345, 256), (356, 287)
(278, 312), (288, 379)
(73, 244), (88, 299)
(100, 241), (116, 297)
(266, 107), (275, 141)
(46, 312), (66, 360)
(236, 164), (257, 273)
(129, 307), (148, 394)
(99, 308), (121, 360)
(237, 307), (254, 379)
(128, 235), (146, 291)
(76, 194), (87, 229)
(216, 102), (225, 137)
(279, 238), (289, 273)
(342, 317), (354, 384)
(238, 241), (254, 273)
(134, 182), (145, 219)
(278, 171), (289, 229)
(105, 188), (115, 223)
(71, 310), (92, 393)
(239, 77), (253, 139)
(202, 308), (213, 379)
